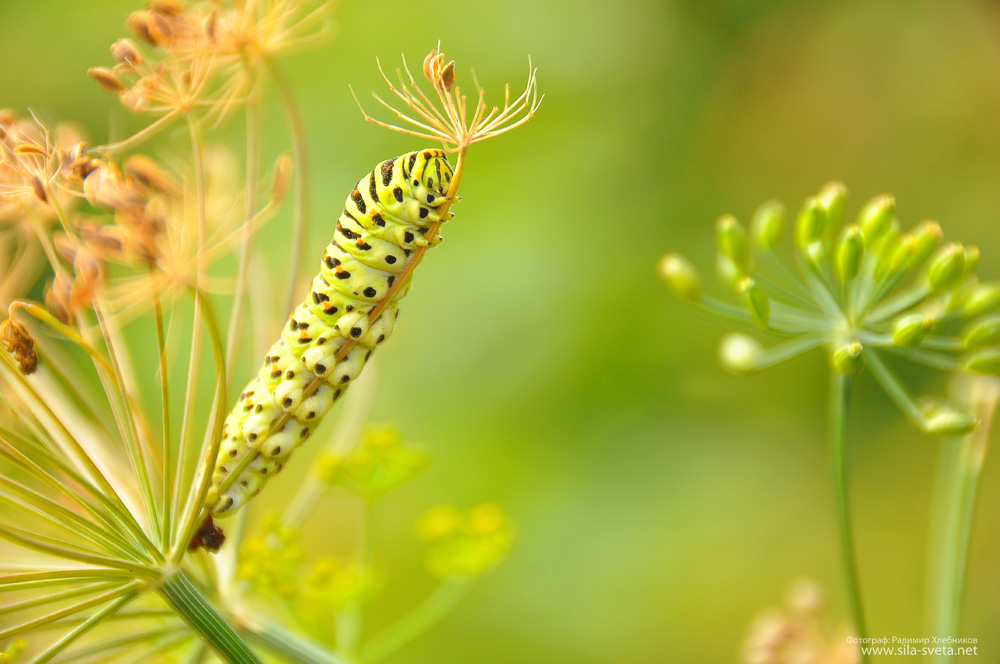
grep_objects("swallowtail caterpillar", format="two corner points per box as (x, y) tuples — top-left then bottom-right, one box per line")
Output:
(194, 149), (454, 551)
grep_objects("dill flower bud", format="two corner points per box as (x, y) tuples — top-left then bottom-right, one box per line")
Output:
(857, 193), (895, 243)
(962, 349), (1000, 376)
(963, 245), (980, 276)
(817, 181), (847, 231)
(927, 242), (966, 292)
(962, 282), (1000, 317)
(719, 333), (762, 374)
(831, 340), (864, 375)
(888, 234), (920, 274)
(751, 200), (784, 250)
(912, 220), (943, 265)
(962, 316), (1000, 349)
(716, 214), (750, 271)
(795, 197), (825, 249)
(657, 253), (702, 303)
(738, 277), (769, 327)
(802, 239), (827, 275)
(834, 225), (863, 283)
(715, 252), (742, 290)
(892, 313), (933, 347)
(917, 397), (977, 435)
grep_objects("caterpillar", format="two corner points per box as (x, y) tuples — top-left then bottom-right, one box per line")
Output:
(197, 149), (454, 548)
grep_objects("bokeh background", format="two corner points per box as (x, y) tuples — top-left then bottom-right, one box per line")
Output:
(3, 0), (1000, 661)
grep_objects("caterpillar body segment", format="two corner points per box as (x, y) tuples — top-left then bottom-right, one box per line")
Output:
(205, 149), (454, 521)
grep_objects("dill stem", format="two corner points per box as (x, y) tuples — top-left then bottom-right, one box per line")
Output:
(52, 624), (188, 663)
(0, 430), (146, 556)
(225, 80), (263, 390)
(91, 305), (160, 540)
(0, 477), (140, 561)
(0, 352), (155, 553)
(99, 110), (180, 155)
(241, 618), (354, 664)
(926, 396), (989, 660)
(336, 499), (380, 658)
(154, 276), (174, 549)
(829, 371), (869, 662)
(0, 579), (141, 641)
(174, 114), (209, 546)
(174, 289), (228, 560)
(21, 582), (142, 664)
(362, 578), (472, 664)
(265, 56), (311, 315)
(158, 571), (261, 664)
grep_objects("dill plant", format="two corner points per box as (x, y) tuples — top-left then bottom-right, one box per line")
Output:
(0, 1), (538, 662)
(661, 184), (997, 663)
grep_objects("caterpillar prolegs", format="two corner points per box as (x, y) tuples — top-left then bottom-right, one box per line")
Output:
(197, 149), (454, 547)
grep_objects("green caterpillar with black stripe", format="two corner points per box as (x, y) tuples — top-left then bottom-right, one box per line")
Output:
(198, 149), (453, 547)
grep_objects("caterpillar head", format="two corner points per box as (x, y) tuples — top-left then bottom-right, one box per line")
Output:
(410, 149), (453, 204)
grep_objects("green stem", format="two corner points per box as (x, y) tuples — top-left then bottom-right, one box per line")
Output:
(336, 499), (380, 658)
(362, 579), (472, 664)
(225, 77), (263, 390)
(829, 371), (869, 662)
(157, 572), (261, 664)
(926, 395), (989, 662)
(265, 56), (311, 315)
(241, 619), (354, 664)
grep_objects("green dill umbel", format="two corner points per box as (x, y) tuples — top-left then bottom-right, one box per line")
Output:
(661, 183), (999, 663)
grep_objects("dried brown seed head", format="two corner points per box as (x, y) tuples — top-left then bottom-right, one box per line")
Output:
(422, 49), (456, 92)
(31, 176), (48, 203)
(1, 318), (38, 375)
(53, 231), (80, 263)
(148, 11), (177, 44)
(88, 67), (125, 93)
(111, 38), (143, 65)
(45, 273), (74, 324)
(13, 143), (47, 158)
(127, 11), (157, 44)
(150, 0), (185, 16)
(125, 154), (180, 198)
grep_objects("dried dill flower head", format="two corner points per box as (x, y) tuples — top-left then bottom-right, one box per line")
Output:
(661, 183), (1000, 434)
(0, 112), (90, 309)
(90, 0), (335, 150)
(741, 580), (859, 664)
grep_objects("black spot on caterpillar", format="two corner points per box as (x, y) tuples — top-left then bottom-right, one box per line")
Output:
(198, 149), (454, 545)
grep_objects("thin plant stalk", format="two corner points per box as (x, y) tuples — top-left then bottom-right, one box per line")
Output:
(154, 276), (174, 549)
(336, 499), (380, 658)
(172, 115), (210, 541)
(829, 371), (869, 662)
(362, 578), (472, 664)
(265, 56), (311, 315)
(225, 81), (263, 389)
(926, 382), (994, 662)
(240, 618), (353, 664)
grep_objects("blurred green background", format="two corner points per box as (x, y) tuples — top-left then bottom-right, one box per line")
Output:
(3, 0), (1000, 661)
